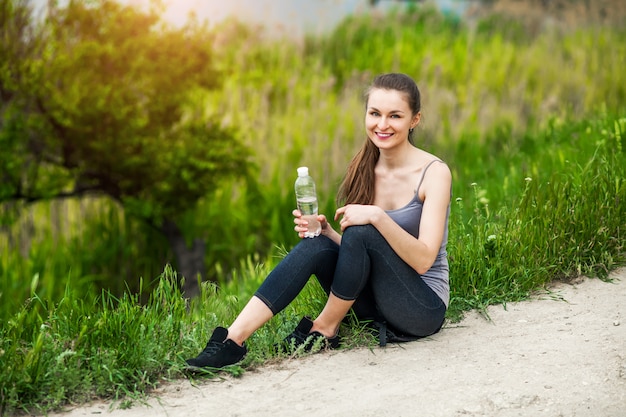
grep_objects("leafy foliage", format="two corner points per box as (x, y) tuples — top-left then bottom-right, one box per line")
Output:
(0, 0), (251, 223)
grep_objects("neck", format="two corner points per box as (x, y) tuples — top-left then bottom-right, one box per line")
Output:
(378, 141), (417, 170)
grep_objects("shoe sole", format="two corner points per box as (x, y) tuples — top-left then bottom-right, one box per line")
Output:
(183, 364), (221, 374)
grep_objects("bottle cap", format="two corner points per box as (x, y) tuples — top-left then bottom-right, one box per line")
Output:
(297, 166), (309, 177)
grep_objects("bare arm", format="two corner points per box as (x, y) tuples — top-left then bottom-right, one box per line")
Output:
(335, 163), (451, 274)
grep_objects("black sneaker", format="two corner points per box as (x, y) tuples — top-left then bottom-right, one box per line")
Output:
(281, 316), (341, 353)
(185, 327), (247, 369)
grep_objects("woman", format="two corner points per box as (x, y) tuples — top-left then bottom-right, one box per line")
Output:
(186, 72), (451, 369)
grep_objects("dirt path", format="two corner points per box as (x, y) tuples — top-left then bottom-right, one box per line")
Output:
(52, 268), (626, 417)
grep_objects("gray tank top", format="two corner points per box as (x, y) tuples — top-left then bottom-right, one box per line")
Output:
(385, 160), (450, 307)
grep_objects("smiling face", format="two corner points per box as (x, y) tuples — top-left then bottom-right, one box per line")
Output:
(365, 88), (421, 150)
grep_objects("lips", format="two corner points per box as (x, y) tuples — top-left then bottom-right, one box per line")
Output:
(376, 132), (393, 139)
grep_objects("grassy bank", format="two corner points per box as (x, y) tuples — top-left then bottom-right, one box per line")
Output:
(1, 5), (625, 415)
(2, 111), (623, 415)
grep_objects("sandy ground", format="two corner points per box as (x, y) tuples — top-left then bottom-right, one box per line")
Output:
(51, 268), (626, 417)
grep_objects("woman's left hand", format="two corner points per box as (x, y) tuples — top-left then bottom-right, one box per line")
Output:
(334, 204), (383, 232)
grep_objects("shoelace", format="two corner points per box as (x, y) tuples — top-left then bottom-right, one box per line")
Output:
(200, 340), (224, 356)
(289, 328), (310, 345)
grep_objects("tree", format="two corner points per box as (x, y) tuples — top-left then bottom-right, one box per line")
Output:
(0, 0), (254, 297)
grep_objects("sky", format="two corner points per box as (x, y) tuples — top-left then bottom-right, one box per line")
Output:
(120, 0), (398, 37)
(147, 0), (371, 36)
(33, 0), (471, 38)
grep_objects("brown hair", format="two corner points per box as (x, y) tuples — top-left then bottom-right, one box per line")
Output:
(337, 73), (421, 205)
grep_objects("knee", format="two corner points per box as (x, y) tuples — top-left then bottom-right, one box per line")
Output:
(342, 224), (379, 244)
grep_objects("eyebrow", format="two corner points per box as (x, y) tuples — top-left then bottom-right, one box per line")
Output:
(368, 106), (406, 114)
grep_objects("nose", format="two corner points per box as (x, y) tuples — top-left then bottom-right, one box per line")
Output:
(377, 116), (389, 130)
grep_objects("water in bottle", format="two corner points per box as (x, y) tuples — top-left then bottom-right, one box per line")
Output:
(295, 166), (321, 238)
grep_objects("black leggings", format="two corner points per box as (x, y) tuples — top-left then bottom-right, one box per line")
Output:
(255, 224), (446, 337)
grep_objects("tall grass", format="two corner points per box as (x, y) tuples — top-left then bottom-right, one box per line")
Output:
(448, 114), (625, 315)
(0, 261), (330, 415)
(204, 7), (626, 244)
(1, 6), (625, 414)
(0, 198), (171, 325)
(3, 7), (625, 306)
(0, 266), (187, 414)
(2, 111), (623, 415)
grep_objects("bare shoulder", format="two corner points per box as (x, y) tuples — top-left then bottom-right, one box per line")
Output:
(419, 159), (451, 201)
(424, 158), (451, 181)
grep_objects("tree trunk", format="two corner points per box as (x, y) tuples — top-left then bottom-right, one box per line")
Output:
(160, 218), (206, 298)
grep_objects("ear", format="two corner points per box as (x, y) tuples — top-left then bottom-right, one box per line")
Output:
(411, 112), (421, 129)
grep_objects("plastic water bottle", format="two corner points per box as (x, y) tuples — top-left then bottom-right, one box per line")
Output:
(295, 166), (321, 238)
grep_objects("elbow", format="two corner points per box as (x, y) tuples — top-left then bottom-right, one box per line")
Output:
(414, 255), (437, 275)
(416, 266), (429, 275)
(412, 241), (439, 275)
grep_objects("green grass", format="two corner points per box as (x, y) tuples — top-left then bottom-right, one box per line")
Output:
(1, 5), (626, 415)
(447, 114), (625, 313)
(1, 112), (624, 415)
(0, 261), (341, 414)
(3, 7), (625, 303)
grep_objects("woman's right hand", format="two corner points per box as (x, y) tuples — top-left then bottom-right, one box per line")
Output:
(293, 209), (334, 239)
